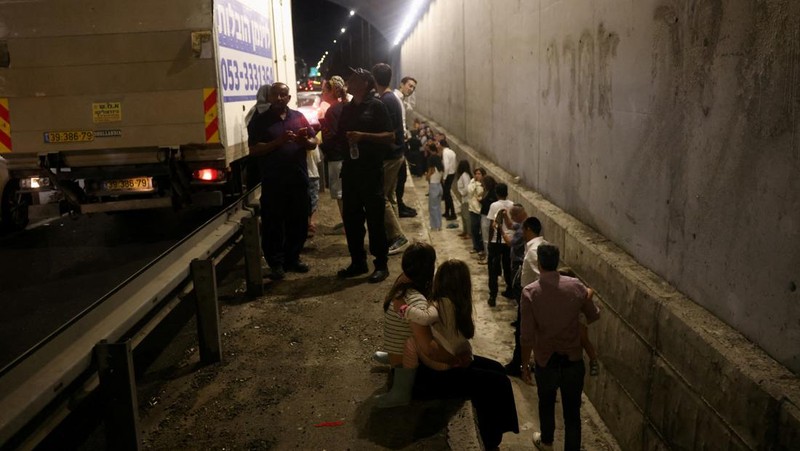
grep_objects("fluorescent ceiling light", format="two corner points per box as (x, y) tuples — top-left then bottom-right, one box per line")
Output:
(349, 10), (355, 16)
(393, 0), (426, 46)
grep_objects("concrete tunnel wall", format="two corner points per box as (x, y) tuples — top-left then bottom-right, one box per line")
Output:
(398, 0), (800, 449)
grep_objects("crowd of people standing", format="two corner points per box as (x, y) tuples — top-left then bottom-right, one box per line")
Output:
(245, 65), (602, 450)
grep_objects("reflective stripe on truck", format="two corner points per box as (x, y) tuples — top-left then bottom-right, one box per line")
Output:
(0, 98), (10, 153)
(203, 88), (220, 143)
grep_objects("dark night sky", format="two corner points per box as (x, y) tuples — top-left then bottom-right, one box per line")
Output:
(291, 0), (390, 79)
(291, 0), (352, 71)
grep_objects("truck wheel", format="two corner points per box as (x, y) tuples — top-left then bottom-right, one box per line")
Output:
(1, 179), (31, 231)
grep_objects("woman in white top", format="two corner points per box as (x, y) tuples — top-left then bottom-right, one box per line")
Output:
(426, 150), (444, 231)
(455, 160), (472, 239)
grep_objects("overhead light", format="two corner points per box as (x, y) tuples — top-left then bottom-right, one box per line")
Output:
(349, 10), (355, 16)
(325, 51), (329, 55)
(393, 0), (426, 46)
(333, 39), (337, 43)
(341, 27), (346, 33)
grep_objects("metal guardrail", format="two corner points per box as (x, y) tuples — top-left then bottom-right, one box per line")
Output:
(0, 187), (262, 449)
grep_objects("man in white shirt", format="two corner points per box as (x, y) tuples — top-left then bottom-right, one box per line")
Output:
(505, 216), (544, 376)
(486, 183), (515, 306)
(440, 137), (458, 221)
(393, 76), (418, 218)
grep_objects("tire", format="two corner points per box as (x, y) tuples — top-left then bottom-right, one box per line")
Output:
(1, 179), (31, 231)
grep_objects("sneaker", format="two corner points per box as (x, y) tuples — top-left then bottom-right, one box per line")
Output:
(388, 236), (409, 255)
(487, 297), (496, 307)
(399, 209), (417, 218)
(446, 223), (459, 229)
(501, 290), (514, 299)
(373, 351), (390, 364)
(590, 359), (600, 376)
(532, 432), (553, 450)
(469, 249), (478, 254)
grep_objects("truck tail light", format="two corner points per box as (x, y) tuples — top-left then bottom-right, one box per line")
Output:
(192, 168), (225, 182)
(20, 177), (51, 189)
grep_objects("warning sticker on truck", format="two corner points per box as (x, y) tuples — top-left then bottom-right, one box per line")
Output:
(92, 102), (122, 123)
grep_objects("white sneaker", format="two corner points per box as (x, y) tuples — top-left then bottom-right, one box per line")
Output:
(532, 432), (554, 450)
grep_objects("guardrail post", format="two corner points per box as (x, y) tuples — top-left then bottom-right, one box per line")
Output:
(191, 258), (221, 364)
(242, 215), (264, 296)
(94, 340), (141, 451)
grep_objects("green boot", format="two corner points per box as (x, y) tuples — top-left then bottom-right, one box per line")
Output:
(375, 368), (416, 408)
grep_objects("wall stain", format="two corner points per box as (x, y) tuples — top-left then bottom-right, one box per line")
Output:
(578, 30), (596, 118)
(543, 24), (619, 126)
(598, 24), (621, 126)
(542, 39), (561, 107)
(562, 37), (577, 117)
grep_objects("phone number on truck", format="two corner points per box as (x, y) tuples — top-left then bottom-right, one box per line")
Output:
(219, 57), (274, 92)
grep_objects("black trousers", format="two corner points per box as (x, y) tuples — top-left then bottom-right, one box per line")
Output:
(535, 355), (586, 451)
(396, 159), (408, 208)
(342, 171), (388, 270)
(414, 356), (519, 448)
(487, 242), (512, 297)
(509, 262), (523, 366)
(260, 177), (309, 269)
(442, 174), (455, 218)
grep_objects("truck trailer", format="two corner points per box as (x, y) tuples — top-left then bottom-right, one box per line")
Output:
(0, 0), (297, 230)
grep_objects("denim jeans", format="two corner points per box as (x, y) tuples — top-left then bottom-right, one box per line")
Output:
(534, 354), (586, 451)
(428, 182), (442, 230)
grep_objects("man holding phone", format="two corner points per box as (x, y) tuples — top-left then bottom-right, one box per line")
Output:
(247, 82), (318, 280)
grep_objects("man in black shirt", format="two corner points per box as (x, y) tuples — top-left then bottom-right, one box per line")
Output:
(247, 82), (318, 280)
(336, 68), (394, 283)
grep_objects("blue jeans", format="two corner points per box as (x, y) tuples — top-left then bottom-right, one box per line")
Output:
(428, 182), (442, 230)
(535, 354), (586, 451)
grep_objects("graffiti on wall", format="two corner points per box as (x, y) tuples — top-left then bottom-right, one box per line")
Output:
(542, 23), (620, 127)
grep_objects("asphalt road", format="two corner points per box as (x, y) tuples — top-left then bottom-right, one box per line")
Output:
(0, 207), (219, 371)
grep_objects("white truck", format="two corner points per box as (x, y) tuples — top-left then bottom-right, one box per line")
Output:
(0, 0), (297, 230)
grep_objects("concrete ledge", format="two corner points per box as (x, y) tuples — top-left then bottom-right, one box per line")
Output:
(446, 401), (482, 450)
(419, 116), (800, 450)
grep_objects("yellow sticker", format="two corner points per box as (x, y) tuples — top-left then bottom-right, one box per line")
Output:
(92, 102), (122, 123)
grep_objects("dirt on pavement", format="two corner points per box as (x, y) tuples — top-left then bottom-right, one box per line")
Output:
(136, 173), (621, 451)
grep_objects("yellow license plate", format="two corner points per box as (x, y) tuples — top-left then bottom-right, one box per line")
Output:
(44, 130), (95, 144)
(103, 177), (153, 191)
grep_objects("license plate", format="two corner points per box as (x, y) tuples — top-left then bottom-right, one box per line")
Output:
(103, 177), (153, 191)
(43, 130), (95, 144)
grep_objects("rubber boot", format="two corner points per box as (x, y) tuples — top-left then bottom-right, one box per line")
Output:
(375, 368), (416, 408)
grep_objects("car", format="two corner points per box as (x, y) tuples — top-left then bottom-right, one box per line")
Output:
(296, 90), (322, 130)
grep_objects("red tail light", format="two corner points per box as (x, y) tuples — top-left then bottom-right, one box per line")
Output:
(193, 168), (224, 181)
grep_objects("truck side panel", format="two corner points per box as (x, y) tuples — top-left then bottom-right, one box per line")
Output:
(0, 0), (213, 38)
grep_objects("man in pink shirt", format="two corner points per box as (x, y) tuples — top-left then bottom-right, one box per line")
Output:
(520, 243), (600, 451)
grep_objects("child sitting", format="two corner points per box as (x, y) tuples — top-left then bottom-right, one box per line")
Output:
(376, 259), (474, 407)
